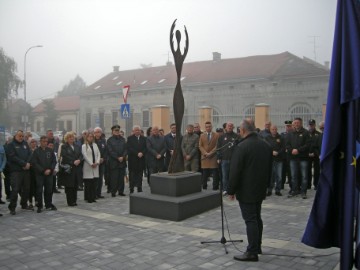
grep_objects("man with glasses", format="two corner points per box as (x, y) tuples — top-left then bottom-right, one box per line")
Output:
(31, 136), (57, 213)
(6, 130), (33, 215)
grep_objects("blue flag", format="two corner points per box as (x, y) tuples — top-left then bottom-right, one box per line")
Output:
(302, 0), (360, 269)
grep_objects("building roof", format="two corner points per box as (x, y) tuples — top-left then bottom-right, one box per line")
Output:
(81, 51), (329, 96)
(33, 96), (80, 113)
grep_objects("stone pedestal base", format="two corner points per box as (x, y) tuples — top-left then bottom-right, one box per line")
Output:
(129, 172), (221, 221)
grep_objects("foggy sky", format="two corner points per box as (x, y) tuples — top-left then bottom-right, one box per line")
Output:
(0, 0), (337, 106)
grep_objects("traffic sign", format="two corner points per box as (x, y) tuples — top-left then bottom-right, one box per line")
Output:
(120, 104), (130, 119)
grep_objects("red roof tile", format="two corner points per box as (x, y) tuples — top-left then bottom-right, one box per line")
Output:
(81, 52), (329, 96)
(33, 96), (80, 113)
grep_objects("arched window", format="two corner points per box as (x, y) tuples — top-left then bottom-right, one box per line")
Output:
(289, 103), (312, 124)
(212, 108), (220, 127)
(244, 106), (255, 120)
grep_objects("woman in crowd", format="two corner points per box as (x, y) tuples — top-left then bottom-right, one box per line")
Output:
(60, 132), (83, 206)
(81, 132), (100, 203)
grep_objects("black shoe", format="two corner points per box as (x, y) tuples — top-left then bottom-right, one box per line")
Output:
(77, 188), (83, 191)
(266, 191), (272, 196)
(53, 189), (61, 194)
(107, 190), (111, 193)
(46, 205), (57, 211)
(9, 209), (16, 215)
(301, 193), (307, 199)
(97, 195), (104, 199)
(234, 252), (259, 262)
(0, 213), (3, 216)
(118, 193), (126, 197)
(111, 194), (116, 197)
(21, 205), (34, 211)
(212, 187), (219, 191)
(287, 191), (298, 198)
(138, 188), (143, 192)
(37, 208), (42, 213)
(275, 191), (282, 196)
(0, 200), (5, 204)
(202, 186), (207, 190)
(130, 190), (134, 194)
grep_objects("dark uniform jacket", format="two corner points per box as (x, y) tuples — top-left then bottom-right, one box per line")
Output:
(309, 129), (322, 157)
(107, 135), (127, 169)
(31, 146), (57, 175)
(265, 133), (285, 161)
(285, 127), (311, 160)
(216, 131), (239, 161)
(127, 135), (147, 172)
(95, 137), (107, 160)
(228, 132), (272, 203)
(6, 139), (32, 172)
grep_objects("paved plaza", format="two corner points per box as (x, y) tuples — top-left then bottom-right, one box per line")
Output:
(0, 180), (340, 270)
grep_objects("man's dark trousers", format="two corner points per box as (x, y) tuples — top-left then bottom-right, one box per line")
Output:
(36, 174), (53, 208)
(9, 171), (30, 210)
(239, 201), (263, 255)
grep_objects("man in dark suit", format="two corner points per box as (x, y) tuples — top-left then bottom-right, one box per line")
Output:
(146, 126), (166, 176)
(164, 123), (176, 171)
(228, 119), (272, 262)
(127, 125), (147, 193)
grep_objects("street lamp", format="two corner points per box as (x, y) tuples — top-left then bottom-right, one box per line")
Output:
(23, 45), (43, 131)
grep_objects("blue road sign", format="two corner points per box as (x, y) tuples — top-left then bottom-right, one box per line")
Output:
(120, 104), (130, 119)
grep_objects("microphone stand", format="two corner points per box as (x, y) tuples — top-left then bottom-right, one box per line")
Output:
(201, 140), (243, 254)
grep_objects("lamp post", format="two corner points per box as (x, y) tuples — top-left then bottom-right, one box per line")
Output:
(23, 45), (43, 131)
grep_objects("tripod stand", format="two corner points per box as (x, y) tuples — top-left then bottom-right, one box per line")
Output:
(201, 182), (243, 254)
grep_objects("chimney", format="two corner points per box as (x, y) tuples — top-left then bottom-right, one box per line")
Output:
(113, 66), (120, 72)
(212, 52), (221, 62)
(324, 61), (330, 69)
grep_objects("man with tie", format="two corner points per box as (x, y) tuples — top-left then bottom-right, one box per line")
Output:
(164, 123), (177, 171)
(127, 125), (147, 193)
(199, 121), (220, 190)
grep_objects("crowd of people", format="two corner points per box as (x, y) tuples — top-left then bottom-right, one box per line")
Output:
(0, 118), (324, 262)
(0, 118), (323, 217)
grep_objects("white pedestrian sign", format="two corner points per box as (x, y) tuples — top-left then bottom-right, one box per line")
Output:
(120, 104), (130, 119)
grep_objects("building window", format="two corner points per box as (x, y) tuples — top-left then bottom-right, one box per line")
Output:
(86, 112), (91, 129)
(244, 106), (255, 120)
(99, 112), (105, 129)
(289, 103), (312, 124)
(66, 120), (72, 131)
(112, 111), (118, 125)
(212, 108), (220, 127)
(142, 110), (150, 128)
(58, 121), (64, 131)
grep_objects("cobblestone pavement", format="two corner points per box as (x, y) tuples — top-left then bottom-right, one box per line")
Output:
(0, 180), (340, 270)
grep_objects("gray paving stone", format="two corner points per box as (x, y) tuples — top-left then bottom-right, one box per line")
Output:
(0, 182), (340, 269)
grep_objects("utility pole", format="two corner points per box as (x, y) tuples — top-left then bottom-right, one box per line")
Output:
(309, 36), (320, 62)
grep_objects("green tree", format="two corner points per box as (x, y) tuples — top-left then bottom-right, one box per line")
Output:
(43, 99), (58, 130)
(57, 74), (86, 96)
(0, 48), (22, 125)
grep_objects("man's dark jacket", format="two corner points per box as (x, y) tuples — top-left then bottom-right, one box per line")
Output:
(285, 127), (311, 160)
(265, 133), (285, 162)
(107, 135), (127, 169)
(216, 131), (239, 160)
(6, 139), (32, 172)
(228, 132), (272, 203)
(31, 146), (57, 175)
(127, 135), (147, 172)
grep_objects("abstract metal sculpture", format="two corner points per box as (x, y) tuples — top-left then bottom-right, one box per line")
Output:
(168, 19), (189, 173)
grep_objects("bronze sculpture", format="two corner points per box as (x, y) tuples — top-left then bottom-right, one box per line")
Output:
(168, 19), (189, 173)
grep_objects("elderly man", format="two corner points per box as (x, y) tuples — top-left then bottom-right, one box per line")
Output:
(94, 127), (107, 198)
(146, 126), (166, 176)
(6, 130), (33, 215)
(181, 124), (199, 172)
(127, 125), (147, 193)
(228, 119), (272, 262)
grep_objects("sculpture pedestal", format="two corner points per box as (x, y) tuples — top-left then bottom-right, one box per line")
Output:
(129, 172), (220, 221)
